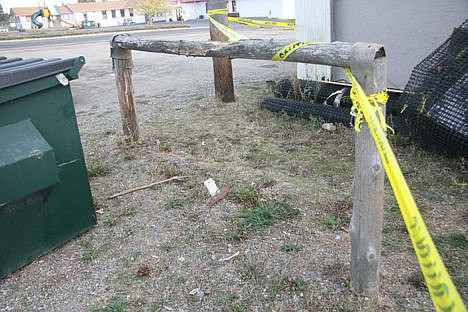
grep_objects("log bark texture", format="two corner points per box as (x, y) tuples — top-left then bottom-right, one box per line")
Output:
(111, 35), (385, 68)
(207, 0), (235, 102)
(349, 42), (387, 298)
(111, 46), (139, 141)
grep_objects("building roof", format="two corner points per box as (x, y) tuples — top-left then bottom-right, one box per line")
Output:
(10, 5), (73, 17)
(66, 0), (136, 13)
(10, 7), (40, 17)
(10, 0), (205, 17)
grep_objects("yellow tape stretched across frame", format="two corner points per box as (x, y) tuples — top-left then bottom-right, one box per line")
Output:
(343, 68), (466, 312)
(228, 16), (295, 30)
(272, 41), (324, 61)
(205, 14), (466, 310)
(208, 9), (247, 42)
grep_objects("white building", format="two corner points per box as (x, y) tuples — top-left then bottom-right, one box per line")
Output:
(228, 0), (295, 19)
(9, 0), (214, 30)
(173, 0), (207, 21)
(60, 1), (145, 27)
(10, 1), (146, 30)
(9, 7), (43, 30)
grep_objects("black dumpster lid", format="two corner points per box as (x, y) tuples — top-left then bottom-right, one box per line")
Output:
(0, 56), (85, 90)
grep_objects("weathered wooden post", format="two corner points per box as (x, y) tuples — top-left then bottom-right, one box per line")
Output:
(349, 43), (387, 297)
(111, 36), (140, 141)
(207, 0), (235, 102)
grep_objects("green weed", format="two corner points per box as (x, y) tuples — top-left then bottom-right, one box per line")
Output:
(215, 292), (239, 304)
(234, 183), (260, 207)
(192, 95), (205, 101)
(161, 165), (180, 178)
(166, 198), (183, 210)
(160, 243), (173, 252)
(408, 271), (426, 290)
(239, 201), (279, 229)
(81, 241), (110, 262)
(104, 207), (137, 228)
(308, 115), (322, 129)
(271, 275), (308, 296)
(87, 164), (111, 177)
(238, 262), (264, 283)
(324, 214), (340, 230)
(280, 243), (303, 253)
(92, 296), (127, 312)
(122, 150), (135, 160)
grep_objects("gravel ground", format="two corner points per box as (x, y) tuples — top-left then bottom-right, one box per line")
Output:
(1, 22), (466, 311)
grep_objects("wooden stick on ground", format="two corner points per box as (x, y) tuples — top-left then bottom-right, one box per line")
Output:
(107, 175), (188, 199)
(209, 184), (231, 206)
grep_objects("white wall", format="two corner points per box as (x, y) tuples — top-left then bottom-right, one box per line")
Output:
(332, 0), (468, 89)
(281, 0), (295, 19)
(236, 0), (283, 18)
(17, 16), (30, 30)
(181, 2), (206, 20)
(296, 0), (331, 80)
(18, 14), (50, 30)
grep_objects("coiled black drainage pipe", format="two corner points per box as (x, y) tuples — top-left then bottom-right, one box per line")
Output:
(261, 96), (353, 126)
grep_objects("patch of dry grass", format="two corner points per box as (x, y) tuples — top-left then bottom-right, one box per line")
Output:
(84, 83), (466, 311)
(2, 81), (465, 312)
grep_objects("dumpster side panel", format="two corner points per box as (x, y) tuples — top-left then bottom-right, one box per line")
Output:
(0, 79), (96, 278)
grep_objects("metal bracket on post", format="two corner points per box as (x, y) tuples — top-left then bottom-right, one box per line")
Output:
(111, 34), (133, 70)
(349, 42), (387, 298)
(110, 35), (139, 141)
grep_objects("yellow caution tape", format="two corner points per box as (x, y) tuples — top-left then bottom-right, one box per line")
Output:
(344, 67), (466, 312)
(272, 41), (324, 61)
(208, 9), (247, 42)
(451, 176), (467, 186)
(208, 8), (228, 15)
(200, 12), (465, 309)
(400, 103), (408, 114)
(348, 86), (393, 134)
(229, 16), (295, 30)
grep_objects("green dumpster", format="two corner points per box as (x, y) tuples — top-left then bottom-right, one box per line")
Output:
(0, 56), (96, 278)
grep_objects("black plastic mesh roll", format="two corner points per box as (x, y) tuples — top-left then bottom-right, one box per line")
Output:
(266, 79), (403, 131)
(261, 96), (353, 125)
(396, 19), (467, 157)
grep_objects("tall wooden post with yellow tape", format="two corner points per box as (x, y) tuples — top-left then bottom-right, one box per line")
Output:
(207, 0), (235, 102)
(348, 43), (387, 297)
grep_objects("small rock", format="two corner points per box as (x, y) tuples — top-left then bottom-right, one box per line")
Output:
(189, 288), (204, 299)
(137, 264), (151, 277)
(322, 123), (336, 131)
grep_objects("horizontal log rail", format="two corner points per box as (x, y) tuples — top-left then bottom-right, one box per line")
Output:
(110, 33), (387, 299)
(111, 34), (385, 68)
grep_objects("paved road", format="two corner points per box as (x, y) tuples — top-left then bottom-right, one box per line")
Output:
(1, 19), (294, 52)
(0, 25), (210, 50)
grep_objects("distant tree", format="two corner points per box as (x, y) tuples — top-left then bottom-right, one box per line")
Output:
(136, 0), (170, 25)
(0, 4), (10, 23)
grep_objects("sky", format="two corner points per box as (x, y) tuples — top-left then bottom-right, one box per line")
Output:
(0, 0), (78, 12)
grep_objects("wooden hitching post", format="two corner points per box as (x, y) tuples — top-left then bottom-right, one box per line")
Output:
(111, 40), (140, 141)
(207, 0), (235, 102)
(349, 42), (387, 298)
